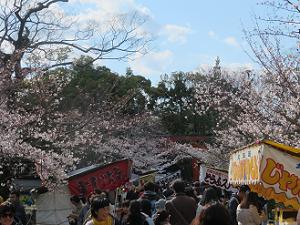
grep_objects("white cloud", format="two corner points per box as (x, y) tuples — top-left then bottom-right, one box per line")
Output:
(207, 31), (240, 48)
(161, 24), (192, 44)
(63, 0), (155, 45)
(129, 50), (173, 76)
(208, 30), (216, 38)
(69, 0), (152, 19)
(224, 36), (240, 48)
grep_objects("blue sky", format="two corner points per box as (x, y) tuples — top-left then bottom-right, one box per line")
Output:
(66, 0), (264, 84)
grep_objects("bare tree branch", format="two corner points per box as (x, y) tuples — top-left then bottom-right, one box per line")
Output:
(0, 0), (151, 81)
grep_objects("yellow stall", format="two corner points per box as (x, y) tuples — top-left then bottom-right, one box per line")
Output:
(228, 140), (300, 224)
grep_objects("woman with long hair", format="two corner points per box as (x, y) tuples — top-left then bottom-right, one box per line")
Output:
(196, 188), (218, 216)
(200, 203), (231, 225)
(191, 188), (219, 225)
(126, 201), (149, 225)
(236, 192), (267, 225)
(191, 203), (231, 225)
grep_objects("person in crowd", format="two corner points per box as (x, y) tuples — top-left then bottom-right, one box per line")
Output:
(215, 188), (223, 201)
(220, 190), (231, 208)
(126, 200), (153, 225)
(193, 182), (201, 197)
(155, 199), (166, 213)
(165, 179), (197, 225)
(80, 195), (86, 205)
(68, 196), (83, 225)
(153, 210), (171, 225)
(154, 184), (165, 200)
(196, 187), (218, 216)
(236, 191), (267, 225)
(81, 190), (103, 225)
(152, 199), (166, 221)
(185, 187), (199, 204)
(0, 202), (21, 225)
(118, 201), (130, 225)
(126, 186), (138, 201)
(139, 182), (159, 214)
(85, 197), (114, 225)
(78, 193), (93, 225)
(140, 199), (153, 219)
(193, 203), (231, 225)
(8, 191), (26, 225)
(228, 185), (250, 225)
(198, 182), (208, 201)
(162, 184), (173, 199)
(78, 195), (91, 225)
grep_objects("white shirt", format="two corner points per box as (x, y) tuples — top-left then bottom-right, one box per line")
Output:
(236, 204), (267, 225)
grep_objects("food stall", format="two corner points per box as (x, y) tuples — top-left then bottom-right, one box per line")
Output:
(228, 140), (300, 225)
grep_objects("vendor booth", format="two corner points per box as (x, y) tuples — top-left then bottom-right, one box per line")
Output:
(67, 159), (132, 198)
(199, 164), (237, 193)
(228, 140), (300, 224)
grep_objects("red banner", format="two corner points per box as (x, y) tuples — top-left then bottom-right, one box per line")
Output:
(68, 160), (132, 196)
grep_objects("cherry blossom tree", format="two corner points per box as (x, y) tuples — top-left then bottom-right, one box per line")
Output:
(94, 114), (206, 172)
(193, 53), (300, 168)
(0, 72), (74, 188)
(0, 67), (137, 186)
(190, 0), (300, 168)
(0, 0), (154, 188)
(254, 0), (300, 40)
(0, 1), (210, 187)
(1, 59), (202, 188)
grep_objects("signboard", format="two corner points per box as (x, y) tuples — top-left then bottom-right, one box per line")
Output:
(139, 173), (156, 186)
(228, 141), (300, 209)
(68, 160), (131, 197)
(256, 144), (300, 209)
(156, 171), (181, 186)
(228, 145), (262, 184)
(199, 165), (237, 192)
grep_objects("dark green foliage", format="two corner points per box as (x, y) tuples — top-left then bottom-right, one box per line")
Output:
(150, 72), (217, 136)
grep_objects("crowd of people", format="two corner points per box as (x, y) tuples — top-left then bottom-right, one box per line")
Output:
(0, 180), (300, 225)
(66, 179), (286, 225)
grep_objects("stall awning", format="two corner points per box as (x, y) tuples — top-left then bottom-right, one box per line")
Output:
(228, 140), (300, 209)
(262, 140), (300, 157)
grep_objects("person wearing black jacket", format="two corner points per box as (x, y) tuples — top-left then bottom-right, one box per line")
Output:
(8, 191), (26, 225)
(126, 201), (150, 225)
